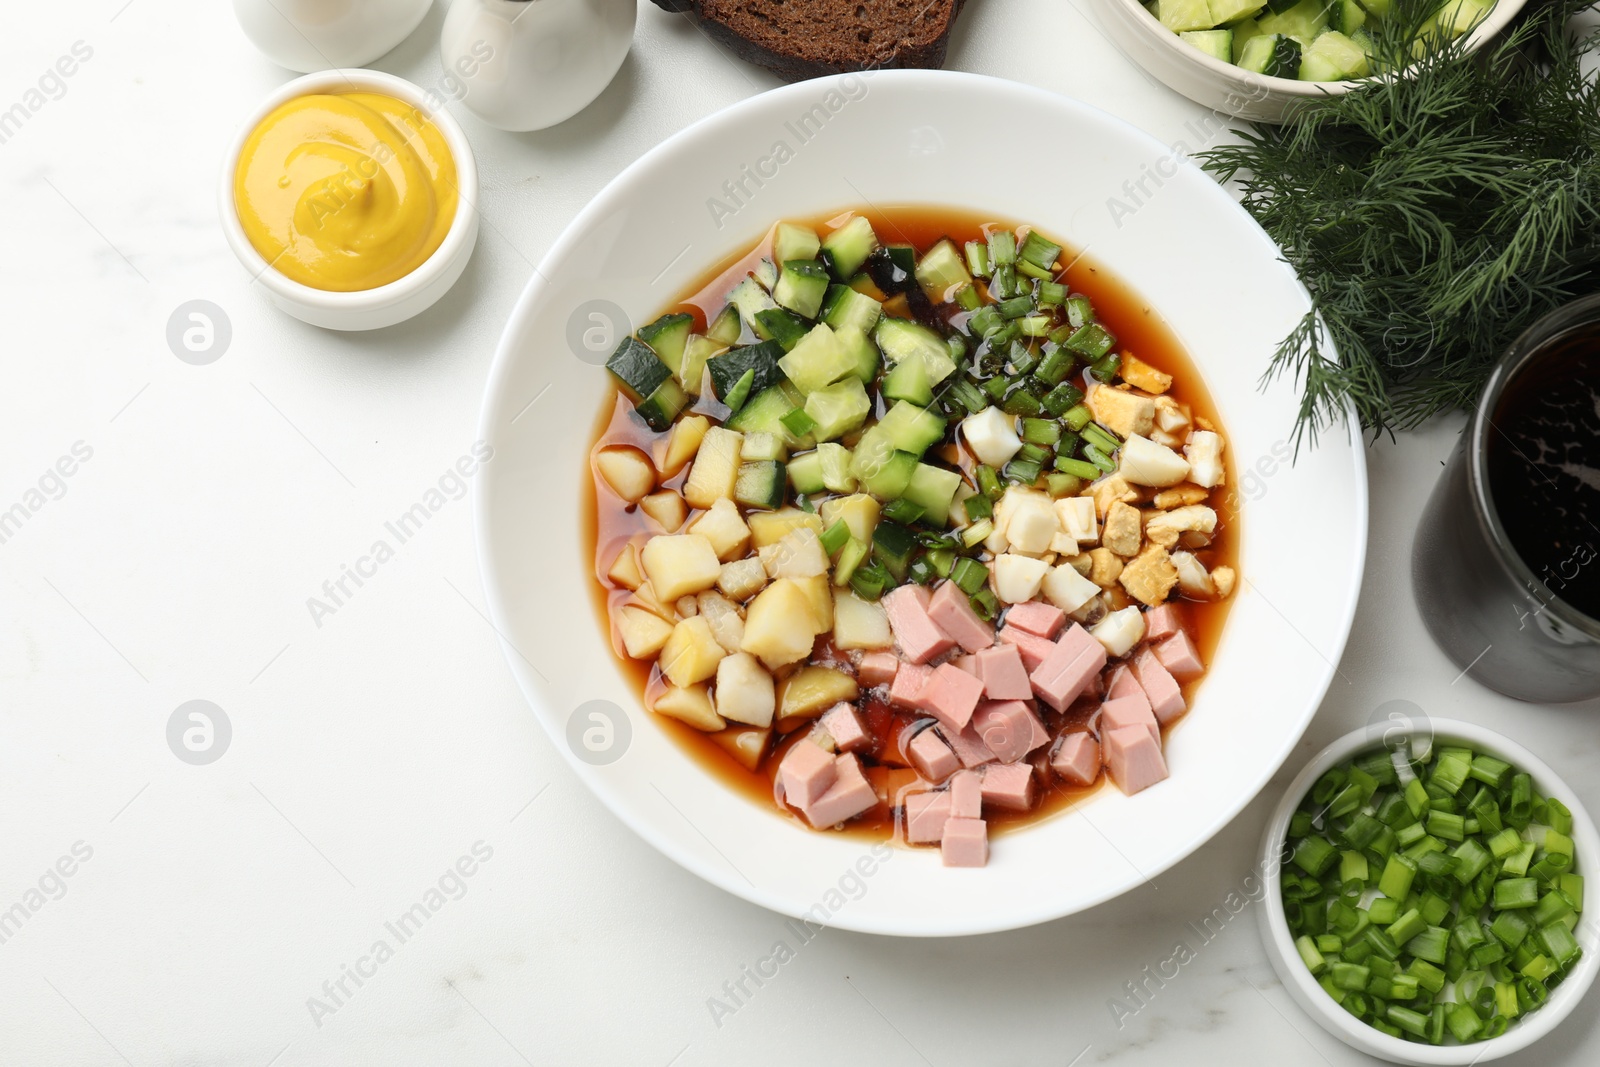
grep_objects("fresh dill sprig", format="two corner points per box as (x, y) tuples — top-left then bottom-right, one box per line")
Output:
(1200, 0), (1600, 446)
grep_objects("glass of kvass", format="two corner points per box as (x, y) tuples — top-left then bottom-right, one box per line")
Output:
(1413, 295), (1600, 703)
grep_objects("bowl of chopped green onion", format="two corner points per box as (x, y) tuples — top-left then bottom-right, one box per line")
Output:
(1259, 719), (1600, 1063)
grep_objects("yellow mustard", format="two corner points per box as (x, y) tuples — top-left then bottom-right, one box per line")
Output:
(234, 92), (458, 292)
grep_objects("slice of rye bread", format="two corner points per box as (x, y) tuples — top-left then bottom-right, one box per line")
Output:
(651, 0), (968, 82)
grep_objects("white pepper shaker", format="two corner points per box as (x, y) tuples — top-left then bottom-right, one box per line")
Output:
(439, 0), (635, 132)
(232, 0), (435, 73)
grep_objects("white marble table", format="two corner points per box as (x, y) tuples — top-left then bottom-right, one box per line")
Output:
(3, 1), (1596, 1064)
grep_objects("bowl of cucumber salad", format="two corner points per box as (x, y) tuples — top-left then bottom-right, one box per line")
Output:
(1089, 0), (1527, 122)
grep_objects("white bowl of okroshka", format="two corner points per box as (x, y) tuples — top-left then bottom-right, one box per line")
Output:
(476, 70), (1368, 936)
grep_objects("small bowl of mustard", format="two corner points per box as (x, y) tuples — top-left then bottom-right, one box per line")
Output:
(219, 69), (480, 331)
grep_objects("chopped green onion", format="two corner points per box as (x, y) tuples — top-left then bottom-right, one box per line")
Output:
(987, 229), (1015, 268)
(1494, 878), (1540, 910)
(963, 240), (990, 278)
(963, 494), (993, 523)
(950, 556), (988, 595)
(819, 520), (850, 557)
(1062, 404), (1093, 432)
(781, 407), (818, 436)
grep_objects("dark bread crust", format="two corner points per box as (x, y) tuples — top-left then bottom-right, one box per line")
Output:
(652, 0), (967, 82)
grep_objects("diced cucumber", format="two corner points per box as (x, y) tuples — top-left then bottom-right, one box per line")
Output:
(1208, 0), (1264, 21)
(1181, 28), (1234, 62)
(773, 259), (831, 319)
(876, 400), (946, 455)
(822, 284), (883, 335)
(726, 382), (815, 449)
(1298, 29), (1369, 79)
(728, 276), (778, 339)
(779, 324), (856, 393)
(902, 464), (963, 526)
(874, 317), (957, 386)
(635, 378), (691, 431)
(753, 258), (779, 292)
(914, 239), (972, 304)
(870, 521), (918, 579)
(804, 377), (872, 442)
(1336, 0), (1365, 34)
(706, 305), (743, 346)
(817, 442), (856, 493)
(885, 245), (917, 278)
(735, 461), (786, 510)
(606, 336), (670, 400)
(678, 334), (723, 395)
(788, 452), (826, 495)
(1355, 0), (1389, 18)
(1238, 32), (1302, 75)
(1157, 0), (1214, 31)
(837, 325), (880, 384)
(721, 368), (756, 413)
(1231, 17), (1265, 59)
(741, 431), (787, 462)
(773, 222), (821, 266)
(755, 307), (808, 351)
(637, 312), (694, 374)
(821, 216), (878, 281)
(881, 353), (933, 406)
(861, 449), (920, 503)
(834, 536), (869, 587)
(1257, 0), (1331, 42)
(707, 340), (785, 408)
(1431, 0), (1489, 36)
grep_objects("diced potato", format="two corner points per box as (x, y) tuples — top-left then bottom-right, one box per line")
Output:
(741, 579), (820, 668)
(994, 553), (1051, 603)
(777, 666), (859, 721)
(1086, 384), (1155, 438)
(715, 652), (776, 727)
(1185, 430), (1225, 489)
(1042, 563), (1100, 613)
(651, 684), (725, 731)
(833, 590), (892, 650)
(819, 494), (880, 544)
(1090, 606), (1146, 657)
(1102, 501), (1143, 558)
(1120, 354), (1173, 394)
(717, 558), (768, 602)
(759, 526), (829, 579)
(1118, 434), (1190, 488)
(1119, 544), (1179, 608)
(688, 497), (752, 561)
(628, 581), (677, 621)
(641, 533), (722, 602)
(741, 431), (787, 462)
(660, 616), (727, 687)
(606, 542), (643, 590)
(659, 414), (710, 478)
(676, 596), (699, 617)
(709, 725), (771, 772)
(696, 590), (745, 653)
(793, 575), (833, 632)
(1145, 505), (1218, 548)
(683, 427), (743, 508)
(1087, 547), (1124, 588)
(640, 489), (687, 532)
(617, 605), (674, 659)
(748, 507), (824, 548)
(595, 445), (654, 503)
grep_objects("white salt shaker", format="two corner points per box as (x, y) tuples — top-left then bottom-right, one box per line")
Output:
(439, 0), (635, 132)
(232, 0), (435, 73)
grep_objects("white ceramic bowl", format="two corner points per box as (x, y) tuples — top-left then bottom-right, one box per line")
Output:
(475, 70), (1368, 936)
(231, 0), (434, 73)
(218, 69), (480, 331)
(1088, 0), (1529, 123)
(1258, 719), (1600, 1064)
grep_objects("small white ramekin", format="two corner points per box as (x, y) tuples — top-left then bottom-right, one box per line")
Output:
(1258, 718), (1600, 1065)
(1087, 0), (1530, 123)
(218, 69), (480, 331)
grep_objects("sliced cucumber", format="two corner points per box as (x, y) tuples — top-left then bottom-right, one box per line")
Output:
(836, 325), (880, 385)
(1431, 0), (1489, 36)
(881, 353), (933, 406)
(821, 216), (878, 281)
(705, 304), (743, 346)
(678, 334), (724, 395)
(606, 336), (670, 400)
(1299, 29), (1368, 79)
(1257, 0), (1331, 42)
(1231, 17), (1265, 59)
(873, 317), (957, 386)
(773, 222), (821, 266)
(1356, 0), (1390, 18)
(902, 464), (963, 527)
(804, 377), (872, 442)
(817, 442), (856, 493)
(726, 382), (815, 450)
(1336, 0), (1366, 34)
(637, 312), (693, 373)
(914, 239), (972, 304)
(1157, 0), (1215, 31)
(1238, 31), (1302, 75)
(1208, 0), (1265, 21)
(870, 521), (918, 579)
(822, 285), (883, 335)
(773, 259), (830, 319)
(635, 378), (691, 431)
(778, 324), (856, 393)
(1181, 28), (1234, 61)
(857, 447), (919, 502)
(755, 307), (808, 351)
(787, 452), (826, 495)
(741, 431), (787, 462)
(728, 276), (778, 339)
(707, 340), (785, 408)
(735, 461), (786, 510)
(876, 400), (946, 455)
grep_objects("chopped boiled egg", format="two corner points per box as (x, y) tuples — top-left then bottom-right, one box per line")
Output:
(1185, 430), (1225, 488)
(1005, 490), (1059, 555)
(994, 553), (1052, 603)
(1054, 496), (1098, 545)
(1145, 505), (1218, 548)
(1170, 550), (1216, 598)
(961, 407), (1023, 467)
(1090, 606), (1146, 657)
(1041, 562), (1100, 613)
(1118, 434), (1190, 487)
